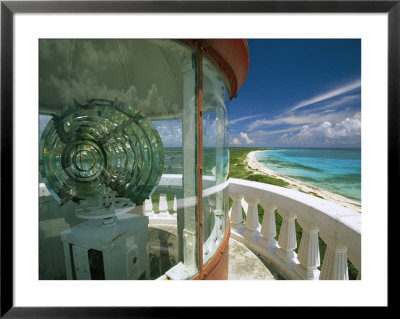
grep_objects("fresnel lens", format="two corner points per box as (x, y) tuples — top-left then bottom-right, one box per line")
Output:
(40, 97), (164, 219)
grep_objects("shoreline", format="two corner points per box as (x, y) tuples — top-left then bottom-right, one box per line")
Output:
(246, 150), (361, 213)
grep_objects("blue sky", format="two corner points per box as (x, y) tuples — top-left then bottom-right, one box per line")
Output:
(229, 39), (361, 148)
(40, 39), (361, 148)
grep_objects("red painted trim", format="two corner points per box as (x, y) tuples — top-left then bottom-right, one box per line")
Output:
(180, 39), (249, 99)
(197, 51), (204, 272)
(192, 219), (231, 280)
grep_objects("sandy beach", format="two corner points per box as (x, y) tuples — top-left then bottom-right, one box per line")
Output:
(246, 151), (361, 213)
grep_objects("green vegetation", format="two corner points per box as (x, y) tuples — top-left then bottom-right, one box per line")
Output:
(228, 147), (358, 280)
(228, 147), (289, 187)
(298, 189), (324, 199)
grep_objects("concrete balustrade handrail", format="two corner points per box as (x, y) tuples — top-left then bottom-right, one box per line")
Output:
(228, 178), (361, 280)
(40, 175), (361, 280)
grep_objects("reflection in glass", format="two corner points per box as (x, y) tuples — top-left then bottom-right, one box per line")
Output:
(202, 57), (230, 265)
(40, 98), (164, 208)
(39, 39), (232, 280)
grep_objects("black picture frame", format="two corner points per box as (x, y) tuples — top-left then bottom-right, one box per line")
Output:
(1, 0), (396, 316)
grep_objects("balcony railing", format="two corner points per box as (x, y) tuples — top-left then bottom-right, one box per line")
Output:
(145, 176), (361, 280)
(39, 175), (361, 280)
(228, 178), (361, 280)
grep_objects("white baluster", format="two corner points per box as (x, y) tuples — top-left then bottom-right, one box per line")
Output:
(243, 196), (260, 239)
(319, 241), (349, 280)
(275, 208), (297, 263)
(144, 196), (154, 216)
(158, 193), (170, 217)
(294, 218), (320, 280)
(173, 195), (177, 216)
(229, 193), (243, 228)
(258, 201), (277, 249)
(183, 229), (196, 274)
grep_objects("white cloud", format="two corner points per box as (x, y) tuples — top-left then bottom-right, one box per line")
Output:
(247, 92), (360, 132)
(289, 79), (361, 112)
(152, 120), (182, 147)
(298, 94), (360, 115)
(353, 111), (361, 120)
(40, 39), (181, 118)
(240, 132), (255, 144)
(278, 113), (361, 146)
(230, 132), (255, 146)
(231, 138), (241, 145)
(203, 115), (217, 147)
(230, 114), (263, 125)
(251, 126), (302, 137)
(233, 80), (361, 147)
(247, 110), (354, 131)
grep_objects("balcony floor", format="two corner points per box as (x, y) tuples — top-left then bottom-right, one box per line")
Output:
(148, 221), (283, 280)
(228, 238), (281, 280)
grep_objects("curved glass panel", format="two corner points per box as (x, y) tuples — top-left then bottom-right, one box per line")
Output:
(39, 39), (199, 280)
(202, 57), (230, 265)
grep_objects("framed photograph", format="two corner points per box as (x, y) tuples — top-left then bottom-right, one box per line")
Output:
(1, 0), (396, 315)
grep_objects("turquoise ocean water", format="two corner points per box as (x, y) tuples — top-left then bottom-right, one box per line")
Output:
(254, 148), (361, 202)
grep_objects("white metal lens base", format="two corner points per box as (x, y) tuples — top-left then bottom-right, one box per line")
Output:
(75, 204), (136, 220)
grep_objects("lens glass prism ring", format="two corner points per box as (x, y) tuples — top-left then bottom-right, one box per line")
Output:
(38, 39), (248, 280)
(39, 98), (164, 218)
